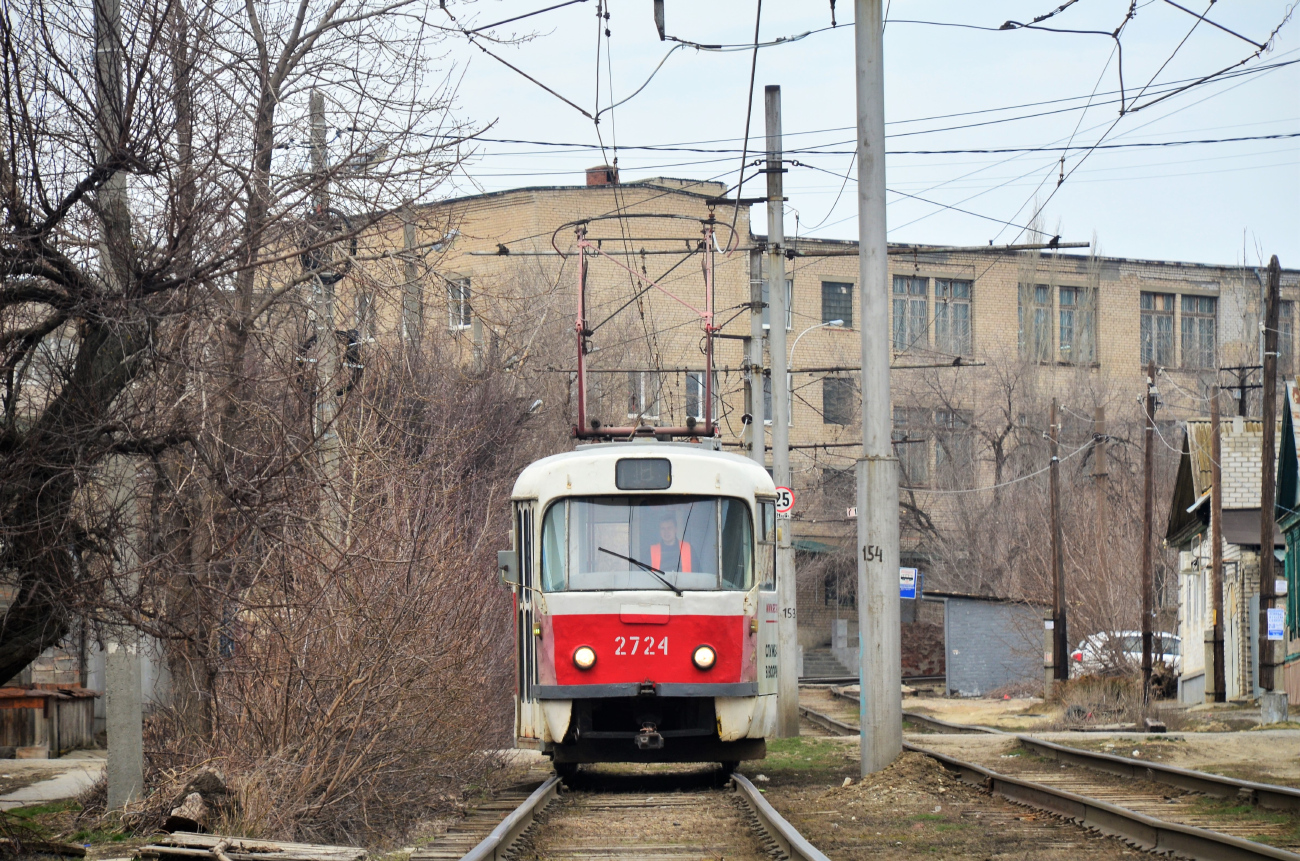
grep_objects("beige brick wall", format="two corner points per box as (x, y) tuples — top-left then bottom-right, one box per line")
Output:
(332, 177), (1300, 563)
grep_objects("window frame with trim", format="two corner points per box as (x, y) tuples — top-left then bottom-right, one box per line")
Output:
(447, 277), (472, 330)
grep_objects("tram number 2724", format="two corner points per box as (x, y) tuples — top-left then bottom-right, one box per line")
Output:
(614, 636), (668, 656)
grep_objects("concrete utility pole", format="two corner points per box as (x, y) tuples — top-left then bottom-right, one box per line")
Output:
(1140, 360), (1158, 702)
(95, 0), (143, 809)
(309, 89), (344, 533)
(1259, 255), (1281, 693)
(1049, 399), (1067, 682)
(853, 0), (902, 775)
(1209, 384), (1226, 702)
(765, 85), (798, 737)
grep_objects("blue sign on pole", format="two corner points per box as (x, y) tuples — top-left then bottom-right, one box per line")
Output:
(900, 567), (918, 600)
(1268, 607), (1285, 641)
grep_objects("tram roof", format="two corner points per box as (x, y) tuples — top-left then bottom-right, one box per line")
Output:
(512, 441), (776, 501)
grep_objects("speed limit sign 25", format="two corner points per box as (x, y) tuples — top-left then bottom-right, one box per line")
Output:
(775, 487), (795, 514)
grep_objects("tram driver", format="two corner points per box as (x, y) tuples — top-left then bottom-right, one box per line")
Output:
(650, 514), (692, 573)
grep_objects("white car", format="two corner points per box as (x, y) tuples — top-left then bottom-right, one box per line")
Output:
(1070, 631), (1181, 677)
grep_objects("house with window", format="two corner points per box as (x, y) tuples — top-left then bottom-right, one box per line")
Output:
(1166, 416), (1283, 703)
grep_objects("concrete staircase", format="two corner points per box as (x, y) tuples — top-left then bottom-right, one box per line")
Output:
(801, 647), (853, 679)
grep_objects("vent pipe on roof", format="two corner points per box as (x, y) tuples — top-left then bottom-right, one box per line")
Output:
(586, 165), (618, 186)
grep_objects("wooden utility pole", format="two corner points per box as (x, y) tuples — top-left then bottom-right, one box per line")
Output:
(1093, 405), (1109, 600)
(853, 0), (902, 774)
(1140, 359), (1158, 701)
(1260, 255), (1282, 692)
(1050, 399), (1067, 681)
(1209, 384), (1226, 701)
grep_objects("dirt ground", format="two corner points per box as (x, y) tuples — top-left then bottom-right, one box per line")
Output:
(742, 738), (1148, 859)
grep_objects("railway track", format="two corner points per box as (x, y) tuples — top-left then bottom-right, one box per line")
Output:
(435, 767), (830, 861)
(800, 702), (1300, 860)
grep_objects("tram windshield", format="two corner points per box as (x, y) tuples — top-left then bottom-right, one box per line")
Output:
(540, 496), (752, 592)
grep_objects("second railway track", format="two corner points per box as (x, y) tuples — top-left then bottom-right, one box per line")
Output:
(800, 698), (1300, 860)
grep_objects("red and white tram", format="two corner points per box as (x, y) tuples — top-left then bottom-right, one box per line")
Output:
(499, 441), (779, 769)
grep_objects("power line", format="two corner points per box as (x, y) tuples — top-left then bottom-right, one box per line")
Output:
(729, 0), (764, 241)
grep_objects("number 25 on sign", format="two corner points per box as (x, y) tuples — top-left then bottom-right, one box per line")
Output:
(863, 544), (884, 562)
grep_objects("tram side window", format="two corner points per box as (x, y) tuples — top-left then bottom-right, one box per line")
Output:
(757, 501), (776, 590)
(541, 501), (567, 591)
(720, 499), (753, 590)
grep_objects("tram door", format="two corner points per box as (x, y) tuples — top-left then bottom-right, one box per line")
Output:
(515, 502), (541, 739)
(756, 500), (779, 696)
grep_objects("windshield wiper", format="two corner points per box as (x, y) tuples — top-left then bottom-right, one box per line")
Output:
(598, 547), (683, 597)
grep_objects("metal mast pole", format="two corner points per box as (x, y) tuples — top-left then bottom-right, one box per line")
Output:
(748, 262), (765, 462)
(765, 85), (798, 736)
(854, 0), (901, 774)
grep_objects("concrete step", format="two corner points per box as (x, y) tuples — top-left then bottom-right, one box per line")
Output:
(802, 648), (852, 677)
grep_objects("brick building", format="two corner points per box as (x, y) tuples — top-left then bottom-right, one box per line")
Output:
(343, 168), (1299, 662)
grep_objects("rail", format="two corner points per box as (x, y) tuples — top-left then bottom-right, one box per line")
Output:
(460, 776), (560, 861)
(915, 743), (1300, 861)
(457, 769), (832, 860)
(1015, 734), (1300, 814)
(800, 704), (1300, 861)
(731, 771), (833, 861)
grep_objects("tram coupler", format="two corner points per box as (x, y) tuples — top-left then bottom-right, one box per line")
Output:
(635, 722), (664, 750)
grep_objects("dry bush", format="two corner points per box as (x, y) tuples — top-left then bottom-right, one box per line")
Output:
(1049, 676), (1145, 728)
(118, 341), (552, 845)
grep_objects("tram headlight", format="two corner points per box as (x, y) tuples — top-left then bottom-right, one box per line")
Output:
(572, 645), (597, 670)
(692, 644), (717, 671)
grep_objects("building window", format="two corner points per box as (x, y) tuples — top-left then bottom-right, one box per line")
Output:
(892, 275), (928, 352)
(934, 409), (975, 490)
(1018, 284), (1052, 362)
(447, 278), (471, 329)
(685, 371), (716, 421)
(892, 407), (929, 488)
(822, 377), (855, 425)
(1280, 301), (1295, 376)
(762, 278), (793, 331)
(627, 370), (660, 420)
(1059, 286), (1096, 364)
(935, 279), (972, 357)
(822, 281), (853, 327)
(1181, 295), (1217, 369)
(1140, 292), (1174, 366)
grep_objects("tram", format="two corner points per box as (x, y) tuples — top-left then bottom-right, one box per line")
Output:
(499, 440), (779, 769)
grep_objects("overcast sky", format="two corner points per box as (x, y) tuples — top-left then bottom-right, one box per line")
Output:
(437, 1), (1298, 268)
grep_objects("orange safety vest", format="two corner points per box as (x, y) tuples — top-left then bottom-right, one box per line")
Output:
(650, 541), (691, 572)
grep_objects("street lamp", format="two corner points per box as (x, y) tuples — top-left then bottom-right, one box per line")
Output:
(787, 320), (844, 423)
